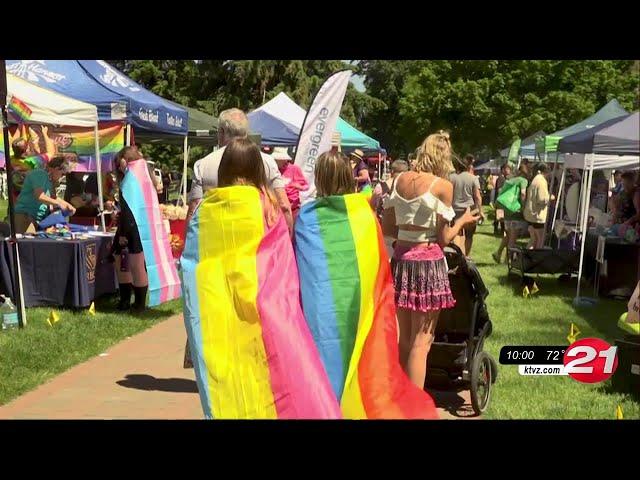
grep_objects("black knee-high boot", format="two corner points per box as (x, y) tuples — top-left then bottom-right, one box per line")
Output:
(132, 285), (148, 312)
(118, 283), (133, 310)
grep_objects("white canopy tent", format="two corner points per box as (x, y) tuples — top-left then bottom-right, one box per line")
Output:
(7, 73), (99, 128)
(5, 73), (106, 231)
(552, 153), (640, 300)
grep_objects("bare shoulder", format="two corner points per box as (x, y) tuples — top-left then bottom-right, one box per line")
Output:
(434, 177), (453, 204)
(396, 171), (431, 198)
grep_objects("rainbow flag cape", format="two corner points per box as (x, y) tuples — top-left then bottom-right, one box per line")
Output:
(120, 159), (181, 306)
(8, 96), (32, 122)
(295, 193), (439, 419)
(181, 186), (341, 419)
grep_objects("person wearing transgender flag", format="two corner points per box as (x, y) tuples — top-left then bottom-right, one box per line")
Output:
(294, 150), (439, 419)
(111, 146), (181, 312)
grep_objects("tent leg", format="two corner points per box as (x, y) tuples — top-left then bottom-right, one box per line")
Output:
(575, 161), (594, 300)
(551, 168), (565, 240)
(182, 136), (188, 206)
(94, 124), (106, 232)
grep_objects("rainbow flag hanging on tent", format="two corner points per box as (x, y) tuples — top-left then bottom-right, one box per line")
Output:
(120, 159), (181, 306)
(8, 95), (32, 122)
(295, 193), (439, 419)
(181, 186), (341, 419)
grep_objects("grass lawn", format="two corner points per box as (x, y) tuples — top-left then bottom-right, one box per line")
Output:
(1, 199), (637, 418)
(0, 294), (182, 406)
(475, 208), (639, 419)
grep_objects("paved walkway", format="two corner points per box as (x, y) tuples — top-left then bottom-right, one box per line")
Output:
(0, 315), (475, 420)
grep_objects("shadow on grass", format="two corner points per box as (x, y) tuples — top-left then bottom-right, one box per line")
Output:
(427, 387), (478, 419)
(564, 295), (627, 342)
(117, 374), (198, 393)
(93, 295), (178, 321)
(495, 272), (575, 298)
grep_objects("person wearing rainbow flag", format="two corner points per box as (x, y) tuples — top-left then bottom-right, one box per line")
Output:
(294, 150), (439, 419)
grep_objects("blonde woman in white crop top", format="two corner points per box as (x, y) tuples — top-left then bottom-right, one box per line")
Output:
(381, 131), (480, 389)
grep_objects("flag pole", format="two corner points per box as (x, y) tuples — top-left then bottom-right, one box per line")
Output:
(0, 61), (26, 328)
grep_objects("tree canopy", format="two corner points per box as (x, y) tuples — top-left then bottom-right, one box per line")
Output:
(109, 59), (640, 166)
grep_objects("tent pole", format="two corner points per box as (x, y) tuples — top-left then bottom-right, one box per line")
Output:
(94, 123), (106, 232)
(182, 136), (188, 206)
(575, 159), (594, 300)
(125, 124), (131, 147)
(551, 168), (565, 241)
(1, 65), (26, 328)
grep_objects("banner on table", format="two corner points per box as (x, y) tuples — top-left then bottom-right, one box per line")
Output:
(0, 122), (124, 171)
(294, 70), (352, 203)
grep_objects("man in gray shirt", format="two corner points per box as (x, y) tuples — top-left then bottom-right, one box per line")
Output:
(187, 108), (292, 232)
(449, 154), (483, 256)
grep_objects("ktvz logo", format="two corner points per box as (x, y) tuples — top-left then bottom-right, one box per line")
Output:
(85, 244), (97, 283)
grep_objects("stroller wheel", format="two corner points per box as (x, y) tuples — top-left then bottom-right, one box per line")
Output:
(470, 352), (493, 416)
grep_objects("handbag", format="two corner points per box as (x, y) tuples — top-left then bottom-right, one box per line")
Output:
(496, 181), (522, 214)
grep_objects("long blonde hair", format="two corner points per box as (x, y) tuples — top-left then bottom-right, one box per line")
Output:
(414, 130), (454, 178)
(315, 151), (356, 197)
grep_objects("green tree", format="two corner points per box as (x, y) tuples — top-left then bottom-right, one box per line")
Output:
(360, 60), (639, 156)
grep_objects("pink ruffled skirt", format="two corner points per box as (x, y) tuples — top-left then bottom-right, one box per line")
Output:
(391, 243), (456, 312)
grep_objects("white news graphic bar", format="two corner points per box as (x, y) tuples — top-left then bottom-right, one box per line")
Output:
(518, 365), (568, 376)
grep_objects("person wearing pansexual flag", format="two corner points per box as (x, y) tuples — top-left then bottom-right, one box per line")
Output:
(181, 138), (341, 419)
(294, 151), (438, 419)
(112, 146), (180, 312)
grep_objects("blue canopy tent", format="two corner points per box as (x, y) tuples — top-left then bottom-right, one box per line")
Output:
(7, 60), (190, 200)
(6, 60), (189, 137)
(78, 60), (188, 136)
(6, 60), (128, 121)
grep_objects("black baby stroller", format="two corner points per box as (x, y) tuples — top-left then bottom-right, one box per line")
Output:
(424, 244), (498, 415)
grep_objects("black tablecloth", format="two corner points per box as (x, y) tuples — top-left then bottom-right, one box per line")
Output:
(585, 231), (639, 296)
(0, 235), (118, 308)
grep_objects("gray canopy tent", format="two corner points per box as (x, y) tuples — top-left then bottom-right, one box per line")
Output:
(554, 112), (640, 302)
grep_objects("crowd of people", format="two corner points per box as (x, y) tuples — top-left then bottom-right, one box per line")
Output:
(2, 103), (638, 419)
(175, 108), (483, 418)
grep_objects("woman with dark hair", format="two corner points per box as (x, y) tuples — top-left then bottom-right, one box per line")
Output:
(181, 138), (340, 419)
(112, 146), (180, 312)
(524, 162), (554, 249)
(13, 156), (76, 234)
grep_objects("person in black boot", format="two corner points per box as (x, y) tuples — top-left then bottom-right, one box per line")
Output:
(132, 285), (148, 313)
(117, 282), (133, 311)
(111, 147), (154, 314)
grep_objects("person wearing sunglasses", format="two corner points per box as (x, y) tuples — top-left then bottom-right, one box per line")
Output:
(13, 156), (76, 234)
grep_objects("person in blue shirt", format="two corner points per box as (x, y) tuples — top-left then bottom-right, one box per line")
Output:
(13, 156), (76, 234)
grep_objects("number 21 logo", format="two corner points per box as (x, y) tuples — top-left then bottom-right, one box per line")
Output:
(563, 338), (618, 384)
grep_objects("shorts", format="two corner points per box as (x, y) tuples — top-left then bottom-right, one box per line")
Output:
(504, 220), (528, 233)
(528, 222), (545, 230)
(454, 209), (477, 238)
(112, 225), (143, 255)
